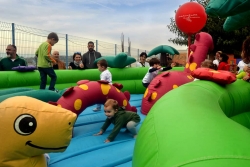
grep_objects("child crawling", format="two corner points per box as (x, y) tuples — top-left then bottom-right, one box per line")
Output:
(94, 99), (141, 143)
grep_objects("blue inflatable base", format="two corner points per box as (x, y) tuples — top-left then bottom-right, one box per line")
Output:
(49, 94), (145, 167)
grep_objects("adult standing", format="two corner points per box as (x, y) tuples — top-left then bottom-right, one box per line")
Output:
(0, 44), (27, 71)
(135, 52), (149, 67)
(82, 41), (102, 69)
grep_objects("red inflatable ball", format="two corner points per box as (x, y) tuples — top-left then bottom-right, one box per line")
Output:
(191, 68), (236, 84)
(175, 2), (207, 35)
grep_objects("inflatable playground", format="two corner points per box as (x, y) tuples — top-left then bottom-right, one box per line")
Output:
(2, 0), (250, 167)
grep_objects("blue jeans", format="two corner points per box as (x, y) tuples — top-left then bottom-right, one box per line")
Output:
(38, 67), (57, 90)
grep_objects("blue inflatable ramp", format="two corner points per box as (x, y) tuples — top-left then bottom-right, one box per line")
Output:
(49, 94), (145, 167)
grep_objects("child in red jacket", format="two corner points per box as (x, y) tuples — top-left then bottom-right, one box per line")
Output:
(217, 53), (229, 71)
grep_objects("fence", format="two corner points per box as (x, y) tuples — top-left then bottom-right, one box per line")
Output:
(0, 21), (148, 66)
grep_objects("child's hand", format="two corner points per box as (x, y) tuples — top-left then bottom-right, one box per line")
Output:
(171, 62), (176, 67)
(243, 75), (250, 81)
(93, 130), (103, 136)
(79, 63), (84, 68)
(243, 65), (250, 73)
(52, 61), (57, 65)
(104, 139), (110, 143)
(68, 66), (72, 70)
(157, 65), (162, 69)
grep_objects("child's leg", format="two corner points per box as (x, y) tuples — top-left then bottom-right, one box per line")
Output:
(46, 67), (57, 91)
(44, 153), (50, 167)
(93, 104), (101, 111)
(38, 67), (47, 89)
(126, 121), (139, 136)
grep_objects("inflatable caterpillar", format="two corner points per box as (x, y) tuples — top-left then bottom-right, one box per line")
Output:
(53, 80), (137, 115)
(141, 32), (214, 115)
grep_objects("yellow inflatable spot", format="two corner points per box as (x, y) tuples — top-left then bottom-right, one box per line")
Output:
(57, 104), (62, 108)
(123, 99), (128, 107)
(209, 70), (220, 73)
(185, 63), (189, 69)
(189, 63), (197, 71)
(101, 84), (111, 95)
(173, 85), (179, 89)
(79, 84), (88, 90)
(187, 75), (193, 80)
(151, 92), (157, 100)
(74, 99), (82, 111)
(115, 88), (121, 93)
(144, 88), (148, 98)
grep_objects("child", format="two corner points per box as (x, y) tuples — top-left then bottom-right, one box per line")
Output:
(93, 59), (112, 111)
(241, 37), (250, 82)
(142, 58), (175, 88)
(242, 65), (250, 81)
(217, 53), (229, 71)
(94, 99), (141, 143)
(194, 59), (216, 81)
(35, 32), (58, 92)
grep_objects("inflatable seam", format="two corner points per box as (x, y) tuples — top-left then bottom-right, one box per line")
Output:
(152, 113), (160, 167)
(173, 155), (250, 167)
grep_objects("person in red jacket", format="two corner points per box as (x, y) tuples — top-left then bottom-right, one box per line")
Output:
(217, 53), (229, 71)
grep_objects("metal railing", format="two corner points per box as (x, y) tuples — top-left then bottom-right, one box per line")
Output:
(0, 21), (147, 66)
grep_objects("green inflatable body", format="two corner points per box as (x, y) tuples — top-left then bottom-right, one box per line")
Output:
(206, 0), (250, 31)
(206, 0), (250, 17)
(133, 79), (250, 167)
(147, 45), (179, 57)
(94, 52), (136, 68)
(223, 11), (250, 31)
(0, 87), (33, 96)
(0, 90), (61, 103)
(0, 67), (184, 94)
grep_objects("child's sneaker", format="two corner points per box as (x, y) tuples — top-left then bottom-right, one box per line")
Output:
(44, 153), (50, 166)
(93, 107), (101, 111)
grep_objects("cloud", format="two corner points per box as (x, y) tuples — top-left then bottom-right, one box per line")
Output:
(0, 0), (188, 56)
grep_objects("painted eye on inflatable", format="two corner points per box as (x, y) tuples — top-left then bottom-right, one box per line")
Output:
(14, 114), (37, 136)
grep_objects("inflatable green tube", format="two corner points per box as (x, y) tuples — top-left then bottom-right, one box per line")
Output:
(223, 10), (250, 31)
(206, 0), (250, 17)
(93, 52), (136, 68)
(133, 79), (250, 166)
(147, 45), (179, 57)
(0, 87), (33, 96)
(0, 90), (61, 103)
(0, 67), (184, 94)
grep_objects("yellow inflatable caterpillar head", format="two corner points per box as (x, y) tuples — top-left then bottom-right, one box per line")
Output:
(0, 96), (77, 167)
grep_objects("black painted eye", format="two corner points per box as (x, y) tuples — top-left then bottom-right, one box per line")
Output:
(14, 114), (37, 136)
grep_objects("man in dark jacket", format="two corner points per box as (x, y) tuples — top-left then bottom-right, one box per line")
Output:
(82, 41), (102, 69)
(0, 44), (27, 71)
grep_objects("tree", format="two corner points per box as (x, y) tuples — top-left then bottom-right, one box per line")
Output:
(167, 0), (250, 57)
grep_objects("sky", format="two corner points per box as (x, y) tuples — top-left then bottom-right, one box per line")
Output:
(0, 0), (189, 52)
